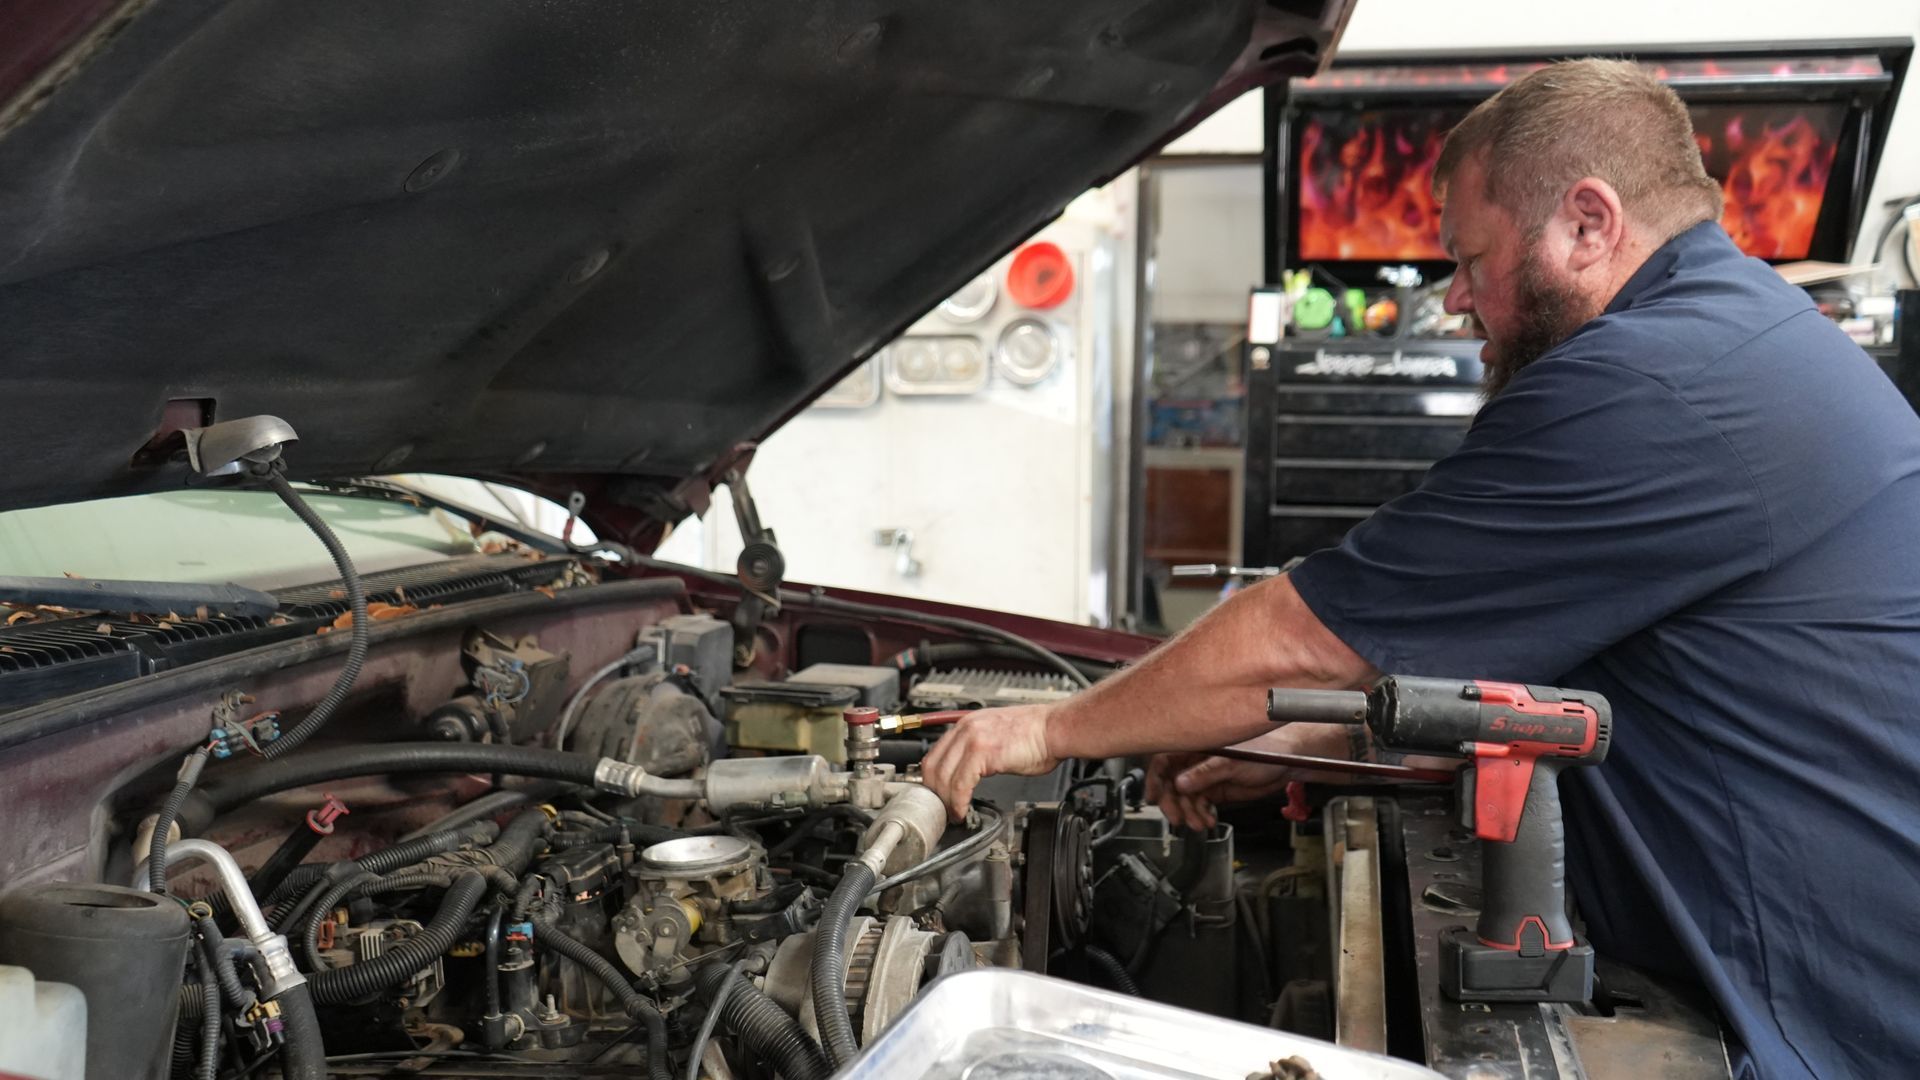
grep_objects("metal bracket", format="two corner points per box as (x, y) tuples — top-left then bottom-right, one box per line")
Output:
(183, 416), (298, 477)
(874, 528), (923, 578)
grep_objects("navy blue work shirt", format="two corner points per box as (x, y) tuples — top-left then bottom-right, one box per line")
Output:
(1290, 221), (1920, 1079)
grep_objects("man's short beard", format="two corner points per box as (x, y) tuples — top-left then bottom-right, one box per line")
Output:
(1481, 247), (1597, 400)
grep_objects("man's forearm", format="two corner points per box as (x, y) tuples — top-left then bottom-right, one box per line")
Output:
(1047, 575), (1376, 760)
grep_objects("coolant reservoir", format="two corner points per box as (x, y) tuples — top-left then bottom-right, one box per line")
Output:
(0, 964), (86, 1080)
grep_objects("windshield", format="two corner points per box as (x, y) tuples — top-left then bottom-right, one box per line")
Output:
(0, 488), (485, 590)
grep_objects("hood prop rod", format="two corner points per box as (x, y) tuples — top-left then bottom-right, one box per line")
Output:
(724, 467), (785, 666)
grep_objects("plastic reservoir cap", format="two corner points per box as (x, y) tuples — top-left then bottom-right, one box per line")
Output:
(1006, 242), (1074, 310)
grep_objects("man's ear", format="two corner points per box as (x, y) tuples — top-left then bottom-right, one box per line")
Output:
(1562, 177), (1625, 273)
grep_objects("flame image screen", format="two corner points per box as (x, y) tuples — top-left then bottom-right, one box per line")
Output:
(1693, 103), (1845, 260)
(1297, 108), (1465, 261)
(1297, 102), (1846, 262)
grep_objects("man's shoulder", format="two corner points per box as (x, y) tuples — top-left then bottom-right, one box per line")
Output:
(1558, 259), (1834, 390)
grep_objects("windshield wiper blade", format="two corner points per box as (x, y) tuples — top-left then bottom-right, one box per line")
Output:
(0, 576), (281, 618)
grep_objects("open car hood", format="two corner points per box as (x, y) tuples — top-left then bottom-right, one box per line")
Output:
(0, 0), (1350, 518)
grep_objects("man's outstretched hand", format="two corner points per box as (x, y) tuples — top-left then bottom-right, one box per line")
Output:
(921, 704), (1059, 821)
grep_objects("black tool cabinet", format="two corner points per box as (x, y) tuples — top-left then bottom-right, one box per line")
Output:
(1241, 337), (1486, 567)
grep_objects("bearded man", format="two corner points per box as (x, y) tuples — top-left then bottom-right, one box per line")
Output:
(922, 59), (1920, 1079)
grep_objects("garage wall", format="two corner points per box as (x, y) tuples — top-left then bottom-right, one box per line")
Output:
(1170, 0), (1920, 263)
(1148, 164), (1264, 325)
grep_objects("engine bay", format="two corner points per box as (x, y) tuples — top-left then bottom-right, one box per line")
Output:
(0, 551), (1283, 1079)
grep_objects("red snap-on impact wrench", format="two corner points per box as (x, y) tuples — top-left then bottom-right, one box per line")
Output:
(1267, 675), (1611, 1002)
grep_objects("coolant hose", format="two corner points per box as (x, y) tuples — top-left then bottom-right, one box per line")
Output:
(261, 470), (369, 759)
(307, 873), (488, 1004)
(274, 982), (329, 1080)
(810, 861), (877, 1068)
(695, 962), (831, 1080)
(530, 907), (669, 1080)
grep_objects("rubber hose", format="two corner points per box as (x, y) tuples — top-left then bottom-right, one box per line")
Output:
(261, 471), (369, 759)
(149, 748), (210, 893)
(694, 962), (831, 1080)
(307, 873), (488, 1005)
(1081, 944), (1140, 996)
(274, 982), (329, 1080)
(810, 861), (876, 1068)
(530, 910), (669, 1080)
(199, 744), (601, 814)
(195, 947), (221, 1080)
(195, 916), (254, 1008)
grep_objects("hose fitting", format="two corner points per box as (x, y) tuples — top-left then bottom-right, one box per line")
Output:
(593, 758), (706, 800)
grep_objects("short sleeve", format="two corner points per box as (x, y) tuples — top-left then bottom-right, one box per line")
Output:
(1286, 355), (1771, 683)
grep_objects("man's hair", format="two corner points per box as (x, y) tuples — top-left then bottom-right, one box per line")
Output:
(1433, 59), (1723, 241)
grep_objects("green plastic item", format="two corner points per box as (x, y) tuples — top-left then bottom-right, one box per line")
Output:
(1294, 287), (1336, 331)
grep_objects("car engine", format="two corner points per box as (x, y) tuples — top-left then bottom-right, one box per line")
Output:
(0, 553), (1169, 1080)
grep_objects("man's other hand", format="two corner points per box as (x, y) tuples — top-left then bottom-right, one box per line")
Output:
(921, 704), (1059, 820)
(1145, 753), (1292, 829)
(1144, 722), (1353, 829)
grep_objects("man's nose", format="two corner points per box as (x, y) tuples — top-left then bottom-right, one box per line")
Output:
(1443, 271), (1472, 316)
